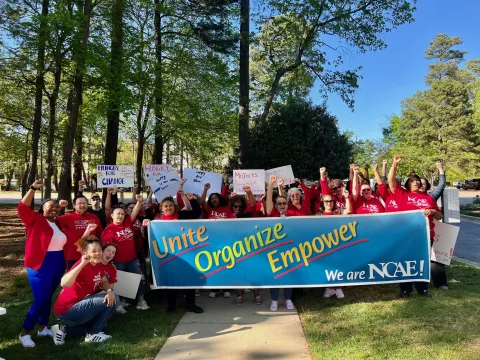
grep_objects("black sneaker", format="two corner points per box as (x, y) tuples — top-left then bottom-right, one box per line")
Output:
(185, 304), (204, 313)
(400, 291), (410, 299)
(419, 291), (432, 297)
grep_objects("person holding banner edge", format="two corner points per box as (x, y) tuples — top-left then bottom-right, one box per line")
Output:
(266, 175), (295, 311)
(388, 156), (443, 298)
(103, 189), (149, 310)
(142, 180), (203, 314)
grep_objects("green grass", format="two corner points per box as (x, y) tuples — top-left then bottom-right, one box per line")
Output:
(461, 210), (480, 218)
(0, 273), (183, 360)
(296, 262), (480, 360)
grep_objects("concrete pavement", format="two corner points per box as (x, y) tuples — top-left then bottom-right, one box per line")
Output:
(452, 215), (480, 264)
(155, 290), (311, 360)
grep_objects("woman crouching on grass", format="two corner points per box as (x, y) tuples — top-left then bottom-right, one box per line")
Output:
(266, 175), (295, 312)
(51, 226), (119, 345)
(317, 189), (352, 300)
(143, 183), (204, 314)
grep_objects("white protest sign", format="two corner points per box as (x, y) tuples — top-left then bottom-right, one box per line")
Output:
(97, 165), (134, 188)
(266, 165), (295, 187)
(146, 170), (181, 201)
(144, 164), (173, 179)
(431, 220), (460, 265)
(114, 270), (142, 299)
(183, 168), (222, 196)
(233, 169), (265, 195)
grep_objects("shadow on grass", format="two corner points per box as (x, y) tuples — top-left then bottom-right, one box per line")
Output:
(296, 262), (480, 360)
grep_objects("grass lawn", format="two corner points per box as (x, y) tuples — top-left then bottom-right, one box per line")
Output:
(461, 210), (480, 218)
(296, 262), (480, 360)
(0, 274), (183, 360)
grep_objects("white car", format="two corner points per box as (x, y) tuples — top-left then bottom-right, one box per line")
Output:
(453, 181), (465, 189)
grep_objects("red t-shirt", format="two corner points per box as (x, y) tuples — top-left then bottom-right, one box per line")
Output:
(378, 183), (400, 213)
(393, 187), (440, 238)
(354, 196), (385, 214)
(54, 261), (105, 315)
(100, 263), (117, 284)
(203, 204), (236, 219)
(101, 217), (136, 263)
(59, 212), (103, 261)
(132, 218), (143, 251)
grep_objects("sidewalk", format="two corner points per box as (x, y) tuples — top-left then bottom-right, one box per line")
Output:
(155, 290), (311, 360)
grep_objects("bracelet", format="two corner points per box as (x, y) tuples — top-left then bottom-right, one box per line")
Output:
(107, 288), (114, 293)
(30, 186), (37, 191)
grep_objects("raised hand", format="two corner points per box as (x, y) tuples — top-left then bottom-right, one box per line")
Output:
(320, 167), (326, 175)
(277, 179), (284, 187)
(393, 155), (402, 164)
(343, 188), (350, 197)
(180, 178), (187, 185)
(382, 159), (388, 165)
(372, 163), (378, 172)
(59, 199), (68, 208)
(269, 175), (277, 184)
(107, 186), (116, 194)
(31, 179), (44, 190)
(204, 183), (211, 190)
(436, 162), (443, 171)
(242, 185), (252, 193)
(142, 219), (150, 227)
(135, 194), (143, 203)
(185, 192), (195, 201)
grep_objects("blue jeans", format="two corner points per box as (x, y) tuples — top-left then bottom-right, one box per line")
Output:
(114, 258), (145, 297)
(57, 293), (119, 335)
(270, 288), (292, 301)
(23, 251), (65, 330)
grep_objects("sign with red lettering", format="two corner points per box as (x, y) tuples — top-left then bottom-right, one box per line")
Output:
(233, 169), (265, 195)
(431, 220), (459, 265)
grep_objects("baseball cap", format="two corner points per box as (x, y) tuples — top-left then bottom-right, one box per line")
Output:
(90, 193), (100, 200)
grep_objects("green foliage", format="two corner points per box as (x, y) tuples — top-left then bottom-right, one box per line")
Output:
(244, 99), (352, 180)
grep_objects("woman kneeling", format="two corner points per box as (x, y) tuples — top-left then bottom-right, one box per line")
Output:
(51, 236), (118, 344)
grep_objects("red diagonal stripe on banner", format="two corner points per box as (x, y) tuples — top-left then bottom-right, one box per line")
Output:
(273, 238), (369, 279)
(157, 243), (210, 268)
(199, 240), (294, 279)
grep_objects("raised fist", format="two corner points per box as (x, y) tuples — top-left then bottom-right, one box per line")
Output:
(31, 179), (44, 190)
(393, 156), (402, 164)
(204, 183), (211, 190)
(269, 175), (277, 184)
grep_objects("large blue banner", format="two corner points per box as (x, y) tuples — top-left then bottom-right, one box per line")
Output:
(148, 211), (430, 288)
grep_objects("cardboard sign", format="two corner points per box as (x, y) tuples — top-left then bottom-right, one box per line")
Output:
(144, 164), (173, 179)
(114, 270), (142, 299)
(233, 169), (265, 195)
(266, 165), (295, 187)
(146, 170), (181, 201)
(431, 220), (460, 265)
(183, 168), (222, 197)
(97, 165), (134, 188)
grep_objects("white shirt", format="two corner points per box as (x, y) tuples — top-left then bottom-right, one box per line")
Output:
(47, 221), (67, 252)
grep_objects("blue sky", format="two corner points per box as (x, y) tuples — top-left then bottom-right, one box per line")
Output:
(310, 0), (480, 141)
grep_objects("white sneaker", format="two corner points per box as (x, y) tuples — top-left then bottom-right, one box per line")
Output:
(236, 295), (244, 304)
(136, 299), (150, 310)
(51, 324), (66, 345)
(120, 299), (131, 308)
(223, 291), (231, 298)
(37, 327), (53, 337)
(270, 300), (278, 312)
(244, 289), (251, 293)
(286, 299), (295, 310)
(209, 291), (217, 298)
(116, 304), (127, 314)
(195, 289), (201, 297)
(19, 334), (35, 348)
(335, 289), (345, 299)
(324, 288), (336, 298)
(85, 332), (111, 343)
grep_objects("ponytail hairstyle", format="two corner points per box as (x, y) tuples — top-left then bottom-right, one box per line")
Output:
(74, 235), (101, 253)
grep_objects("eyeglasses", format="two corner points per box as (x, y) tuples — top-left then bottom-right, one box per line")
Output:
(276, 202), (287, 206)
(330, 186), (338, 190)
(127, 206), (135, 210)
(361, 188), (371, 192)
(323, 200), (334, 203)
(233, 205), (243, 209)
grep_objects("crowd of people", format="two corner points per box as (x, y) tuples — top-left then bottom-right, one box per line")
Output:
(17, 156), (448, 348)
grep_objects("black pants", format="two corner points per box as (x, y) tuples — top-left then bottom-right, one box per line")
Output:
(399, 281), (429, 294)
(166, 289), (195, 311)
(431, 261), (448, 287)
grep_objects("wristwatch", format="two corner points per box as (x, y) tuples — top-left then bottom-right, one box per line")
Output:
(30, 186), (37, 191)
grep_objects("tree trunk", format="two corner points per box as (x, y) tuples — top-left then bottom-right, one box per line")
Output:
(260, 69), (285, 122)
(135, 97), (151, 194)
(104, 0), (124, 170)
(5, 168), (14, 191)
(26, 0), (49, 199)
(239, 0), (250, 168)
(58, 0), (93, 205)
(73, 118), (83, 195)
(180, 141), (184, 177)
(154, 0), (164, 164)
(21, 132), (31, 197)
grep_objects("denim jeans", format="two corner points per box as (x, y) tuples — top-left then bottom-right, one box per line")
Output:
(270, 288), (292, 301)
(114, 258), (145, 297)
(57, 293), (119, 335)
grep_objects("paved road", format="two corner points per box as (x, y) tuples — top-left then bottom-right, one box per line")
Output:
(452, 216), (480, 263)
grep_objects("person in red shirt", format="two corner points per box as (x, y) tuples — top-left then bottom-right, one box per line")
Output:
(265, 175), (295, 312)
(17, 180), (68, 348)
(319, 167), (347, 214)
(316, 190), (352, 300)
(200, 183), (236, 220)
(51, 237), (118, 345)
(102, 188), (149, 310)
(352, 165), (385, 214)
(283, 178), (311, 216)
(388, 155), (443, 298)
(59, 195), (103, 270)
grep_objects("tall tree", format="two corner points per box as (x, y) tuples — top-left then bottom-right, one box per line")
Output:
(238, 0), (249, 167)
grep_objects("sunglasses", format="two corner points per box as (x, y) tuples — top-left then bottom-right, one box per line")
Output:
(233, 205), (243, 209)
(323, 200), (334, 203)
(361, 188), (371, 192)
(276, 201), (287, 206)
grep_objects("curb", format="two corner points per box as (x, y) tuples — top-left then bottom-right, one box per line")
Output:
(460, 214), (480, 222)
(452, 256), (480, 268)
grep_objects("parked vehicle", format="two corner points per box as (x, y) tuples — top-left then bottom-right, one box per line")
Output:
(464, 179), (480, 190)
(453, 181), (465, 189)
